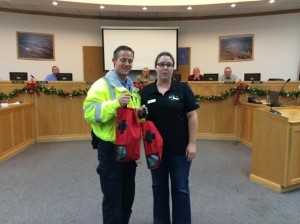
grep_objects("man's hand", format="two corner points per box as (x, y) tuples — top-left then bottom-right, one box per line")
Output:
(118, 93), (130, 107)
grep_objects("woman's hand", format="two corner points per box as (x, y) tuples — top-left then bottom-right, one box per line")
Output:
(186, 143), (196, 161)
(137, 105), (148, 118)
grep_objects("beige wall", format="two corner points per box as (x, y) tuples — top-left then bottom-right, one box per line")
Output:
(0, 11), (299, 81)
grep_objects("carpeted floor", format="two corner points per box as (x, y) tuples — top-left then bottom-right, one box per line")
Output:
(0, 140), (299, 224)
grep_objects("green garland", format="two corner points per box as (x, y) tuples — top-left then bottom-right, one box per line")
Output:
(0, 82), (89, 100)
(195, 84), (300, 102)
(1, 82), (300, 101)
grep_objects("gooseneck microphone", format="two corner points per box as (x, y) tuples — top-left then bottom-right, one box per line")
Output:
(31, 75), (37, 81)
(269, 78), (290, 115)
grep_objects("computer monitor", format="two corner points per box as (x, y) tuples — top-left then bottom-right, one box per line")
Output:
(204, 73), (219, 81)
(244, 73), (261, 81)
(9, 72), (28, 81)
(57, 73), (73, 81)
(173, 73), (181, 81)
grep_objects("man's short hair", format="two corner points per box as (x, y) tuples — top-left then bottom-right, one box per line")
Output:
(113, 45), (134, 59)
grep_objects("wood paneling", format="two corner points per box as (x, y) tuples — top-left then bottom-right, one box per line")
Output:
(0, 103), (35, 162)
(32, 82), (92, 141)
(250, 106), (300, 192)
(237, 102), (266, 147)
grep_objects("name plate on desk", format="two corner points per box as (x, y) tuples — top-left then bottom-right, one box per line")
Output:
(251, 81), (263, 84)
(11, 80), (25, 84)
(0, 102), (8, 107)
(86, 81), (94, 84)
(224, 81), (235, 84)
(37, 81), (48, 84)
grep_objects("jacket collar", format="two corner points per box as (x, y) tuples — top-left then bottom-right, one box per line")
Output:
(106, 70), (139, 92)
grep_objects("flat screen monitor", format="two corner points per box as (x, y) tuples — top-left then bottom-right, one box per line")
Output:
(204, 73), (219, 81)
(244, 73), (261, 81)
(173, 73), (181, 81)
(57, 73), (73, 81)
(9, 72), (28, 81)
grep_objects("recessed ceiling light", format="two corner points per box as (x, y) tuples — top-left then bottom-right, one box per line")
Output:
(142, 6), (147, 11)
(269, 0), (275, 3)
(230, 3), (236, 8)
(52, 1), (58, 6)
(187, 6), (192, 11)
(99, 5), (105, 9)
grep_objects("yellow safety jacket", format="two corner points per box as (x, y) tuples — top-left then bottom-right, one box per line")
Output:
(83, 70), (141, 143)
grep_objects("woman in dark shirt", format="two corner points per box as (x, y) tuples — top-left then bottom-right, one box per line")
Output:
(140, 52), (199, 224)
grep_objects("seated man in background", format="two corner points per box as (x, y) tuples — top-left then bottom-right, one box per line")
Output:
(45, 66), (60, 81)
(188, 67), (204, 81)
(220, 66), (238, 82)
(136, 67), (154, 84)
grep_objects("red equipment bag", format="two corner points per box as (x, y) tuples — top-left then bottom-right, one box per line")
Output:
(115, 107), (141, 161)
(140, 120), (163, 169)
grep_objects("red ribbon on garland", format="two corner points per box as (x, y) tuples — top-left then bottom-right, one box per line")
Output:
(235, 81), (245, 105)
(24, 79), (40, 95)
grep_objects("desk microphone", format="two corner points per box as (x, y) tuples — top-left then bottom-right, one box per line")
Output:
(31, 75), (37, 81)
(269, 78), (290, 115)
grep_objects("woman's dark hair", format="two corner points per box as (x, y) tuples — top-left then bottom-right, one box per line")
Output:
(113, 45), (134, 59)
(154, 51), (175, 67)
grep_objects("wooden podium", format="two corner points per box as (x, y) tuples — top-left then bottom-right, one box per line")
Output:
(250, 106), (300, 192)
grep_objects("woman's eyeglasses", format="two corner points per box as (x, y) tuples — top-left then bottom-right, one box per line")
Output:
(156, 62), (173, 68)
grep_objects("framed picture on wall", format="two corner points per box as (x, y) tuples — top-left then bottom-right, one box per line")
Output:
(219, 34), (254, 62)
(17, 32), (55, 60)
(177, 47), (189, 65)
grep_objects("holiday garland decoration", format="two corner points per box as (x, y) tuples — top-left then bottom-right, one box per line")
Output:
(194, 81), (300, 104)
(1, 80), (300, 102)
(0, 79), (89, 100)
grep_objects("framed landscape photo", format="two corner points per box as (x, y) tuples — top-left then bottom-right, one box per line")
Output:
(219, 34), (254, 62)
(17, 32), (55, 60)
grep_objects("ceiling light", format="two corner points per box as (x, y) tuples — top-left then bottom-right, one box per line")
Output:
(230, 3), (236, 8)
(187, 6), (192, 10)
(142, 7), (147, 11)
(269, 0), (275, 3)
(99, 5), (105, 9)
(59, 0), (263, 7)
(52, 1), (58, 6)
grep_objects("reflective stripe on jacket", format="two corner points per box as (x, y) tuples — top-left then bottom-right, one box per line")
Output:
(83, 70), (141, 143)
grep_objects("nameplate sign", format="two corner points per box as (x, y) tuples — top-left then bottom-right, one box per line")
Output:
(37, 81), (48, 84)
(11, 81), (25, 84)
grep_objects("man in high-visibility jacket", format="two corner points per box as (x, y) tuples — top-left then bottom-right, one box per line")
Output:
(83, 45), (142, 224)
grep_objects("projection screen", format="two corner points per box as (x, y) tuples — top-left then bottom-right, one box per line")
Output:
(102, 27), (178, 71)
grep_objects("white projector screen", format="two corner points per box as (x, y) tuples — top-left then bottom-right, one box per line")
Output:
(102, 27), (178, 71)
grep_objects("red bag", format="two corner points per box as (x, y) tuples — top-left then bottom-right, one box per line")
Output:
(140, 120), (163, 169)
(115, 107), (141, 161)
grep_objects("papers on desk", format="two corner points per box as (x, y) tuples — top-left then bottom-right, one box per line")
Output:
(0, 101), (21, 107)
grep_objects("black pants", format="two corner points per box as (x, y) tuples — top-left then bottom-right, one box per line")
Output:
(96, 139), (137, 224)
